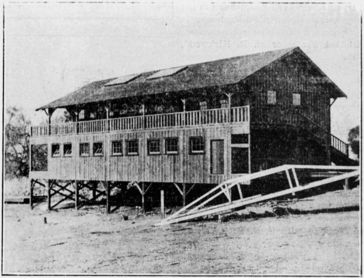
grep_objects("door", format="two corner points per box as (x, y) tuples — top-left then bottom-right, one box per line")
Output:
(211, 140), (224, 174)
(231, 147), (249, 174)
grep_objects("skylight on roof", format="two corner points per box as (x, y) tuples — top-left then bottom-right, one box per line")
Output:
(146, 66), (187, 80)
(104, 74), (141, 86)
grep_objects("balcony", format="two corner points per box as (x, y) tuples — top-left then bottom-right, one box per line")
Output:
(30, 106), (250, 137)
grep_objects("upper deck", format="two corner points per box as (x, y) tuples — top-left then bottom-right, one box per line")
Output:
(30, 106), (250, 137)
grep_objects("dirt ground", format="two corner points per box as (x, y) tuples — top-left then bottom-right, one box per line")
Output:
(2, 187), (361, 275)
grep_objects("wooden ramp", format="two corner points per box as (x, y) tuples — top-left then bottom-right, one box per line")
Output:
(156, 165), (359, 226)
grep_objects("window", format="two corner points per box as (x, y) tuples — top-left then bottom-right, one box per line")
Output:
(220, 99), (228, 108)
(231, 134), (249, 144)
(80, 143), (90, 156)
(79, 110), (85, 120)
(126, 140), (139, 155)
(165, 138), (178, 154)
(51, 144), (60, 157)
(200, 101), (207, 110)
(190, 137), (205, 154)
(112, 141), (123, 156)
(148, 139), (161, 155)
(267, 90), (276, 105)
(93, 142), (103, 156)
(63, 143), (72, 157)
(293, 93), (301, 106)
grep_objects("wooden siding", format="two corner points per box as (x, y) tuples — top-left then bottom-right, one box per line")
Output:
(247, 50), (332, 137)
(30, 123), (250, 184)
(243, 50), (333, 171)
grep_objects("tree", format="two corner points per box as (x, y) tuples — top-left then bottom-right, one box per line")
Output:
(348, 125), (359, 159)
(5, 106), (31, 179)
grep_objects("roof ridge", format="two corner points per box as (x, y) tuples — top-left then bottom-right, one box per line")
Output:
(105, 46), (299, 82)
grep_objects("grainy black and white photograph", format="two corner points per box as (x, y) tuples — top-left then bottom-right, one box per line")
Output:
(2, 1), (361, 275)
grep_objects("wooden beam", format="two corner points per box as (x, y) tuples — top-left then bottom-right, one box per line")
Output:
(237, 183), (243, 200)
(106, 181), (110, 214)
(75, 181), (79, 210)
(47, 180), (52, 211)
(343, 178), (350, 190)
(161, 190), (165, 219)
(183, 183), (186, 207)
(186, 183), (196, 196)
(134, 182), (143, 195)
(285, 170), (295, 196)
(30, 179), (34, 210)
(292, 168), (300, 187)
(173, 183), (183, 196)
(142, 182), (145, 211)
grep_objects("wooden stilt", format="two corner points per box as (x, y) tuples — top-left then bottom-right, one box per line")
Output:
(183, 183), (186, 207)
(93, 182), (97, 200)
(47, 180), (52, 211)
(142, 182), (145, 211)
(106, 181), (110, 214)
(161, 190), (165, 219)
(30, 179), (34, 210)
(343, 178), (350, 190)
(75, 181), (79, 210)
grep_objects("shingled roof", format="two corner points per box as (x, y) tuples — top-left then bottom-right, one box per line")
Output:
(36, 47), (346, 111)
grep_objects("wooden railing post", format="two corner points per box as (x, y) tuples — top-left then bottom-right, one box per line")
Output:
(182, 99), (186, 127)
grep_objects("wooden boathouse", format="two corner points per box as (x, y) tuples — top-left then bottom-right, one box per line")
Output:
(29, 46), (356, 212)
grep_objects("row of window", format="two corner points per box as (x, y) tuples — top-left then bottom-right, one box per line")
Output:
(51, 137), (205, 157)
(267, 91), (301, 106)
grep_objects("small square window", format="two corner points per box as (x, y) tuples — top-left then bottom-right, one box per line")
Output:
(220, 99), (228, 108)
(52, 144), (61, 157)
(231, 134), (249, 144)
(200, 101), (207, 110)
(293, 93), (301, 106)
(93, 142), (103, 156)
(126, 140), (139, 156)
(267, 90), (276, 105)
(190, 137), (205, 154)
(80, 143), (90, 156)
(165, 138), (178, 154)
(112, 141), (123, 156)
(148, 139), (161, 155)
(64, 143), (72, 156)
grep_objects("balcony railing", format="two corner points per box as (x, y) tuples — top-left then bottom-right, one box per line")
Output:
(30, 106), (250, 137)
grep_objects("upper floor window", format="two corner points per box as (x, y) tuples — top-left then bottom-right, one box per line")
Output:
(148, 139), (161, 155)
(165, 138), (178, 154)
(63, 143), (72, 157)
(79, 110), (85, 120)
(93, 142), (103, 156)
(220, 99), (228, 108)
(190, 137), (205, 154)
(111, 141), (123, 156)
(51, 144), (61, 157)
(200, 101), (207, 110)
(293, 93), (301, 106)
(267, 90), (276, 105)
(126, 140), (138, 156)
(80, 143), (90, 157)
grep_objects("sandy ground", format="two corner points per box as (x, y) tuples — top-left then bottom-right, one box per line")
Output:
(2, 187), (361, 275)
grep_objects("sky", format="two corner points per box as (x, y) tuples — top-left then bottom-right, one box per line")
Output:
(4, 2), (361, 144)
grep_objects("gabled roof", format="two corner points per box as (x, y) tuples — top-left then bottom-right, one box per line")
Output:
(36, 47), (346, 111)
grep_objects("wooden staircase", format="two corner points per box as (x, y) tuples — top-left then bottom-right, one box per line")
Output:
(296, 112), (358, 166)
